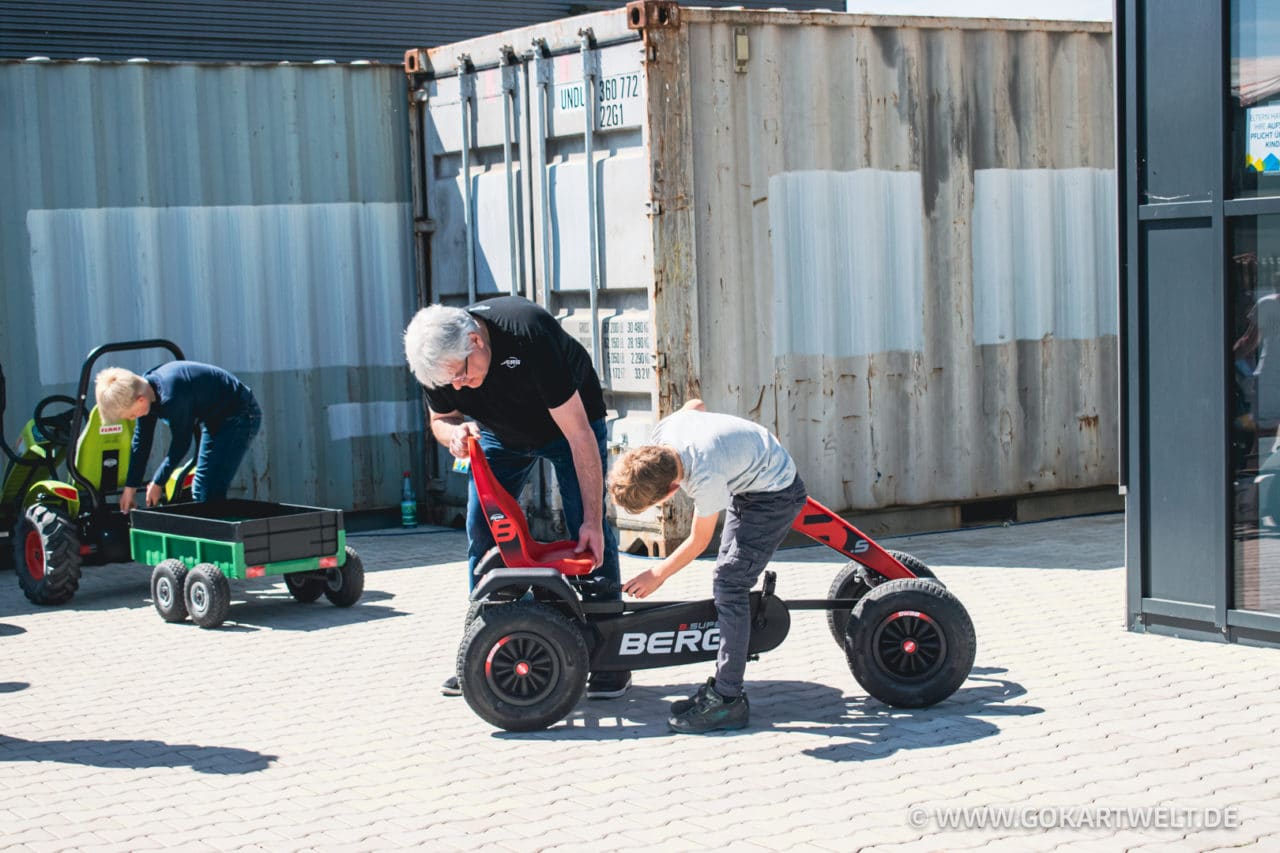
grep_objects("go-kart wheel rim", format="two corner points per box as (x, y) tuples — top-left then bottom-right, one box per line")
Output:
(484, 631), (561, 707)
(189, 581), (209, 617)
(325, 567), (343, 592)
(24, 530), (45, 581)
(871, 609), (947, 682)
(156, 576), (175, 609)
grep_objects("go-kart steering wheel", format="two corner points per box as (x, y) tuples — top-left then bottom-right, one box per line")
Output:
(33, 394), (86, 447)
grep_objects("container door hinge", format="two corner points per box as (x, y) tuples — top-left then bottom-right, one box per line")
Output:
(644, 200), (662, 216)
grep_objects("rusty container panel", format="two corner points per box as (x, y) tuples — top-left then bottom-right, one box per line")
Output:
(405, 5), (1117, 550)
(675, 11), (1117, 520)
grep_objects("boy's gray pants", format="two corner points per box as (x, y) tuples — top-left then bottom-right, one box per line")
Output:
(712, 475), (808, 698)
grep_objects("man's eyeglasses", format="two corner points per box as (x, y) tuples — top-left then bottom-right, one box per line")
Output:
(447, 354), (470, 385)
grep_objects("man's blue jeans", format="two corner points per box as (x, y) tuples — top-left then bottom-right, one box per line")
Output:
(192, 398), (263, 502)
(465, 419), (620, 599)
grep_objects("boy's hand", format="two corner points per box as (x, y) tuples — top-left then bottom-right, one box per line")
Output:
(145, 482), (163, 507)
(623, 567), (667, 599)
(120, 486), (137, 514)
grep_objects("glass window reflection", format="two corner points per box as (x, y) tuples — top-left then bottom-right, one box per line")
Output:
(1230, 0), (1280, 198)
(1231, 217), (1280, 610)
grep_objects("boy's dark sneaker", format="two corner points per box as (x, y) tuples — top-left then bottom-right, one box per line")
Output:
(670, 677), (717, 715)
(669, 684), (749, 734)
(586, 670), (632, 699)
(441, 675), (462, 697)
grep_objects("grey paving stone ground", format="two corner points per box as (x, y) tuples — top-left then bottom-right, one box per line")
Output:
(2, 512), (1278, 851)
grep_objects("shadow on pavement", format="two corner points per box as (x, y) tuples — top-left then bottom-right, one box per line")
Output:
(0, 682), (28, 693)
(0, 734), (276, 774)
(0, 622), (27, 636)
(152, 593), (409, 633)
(796, 666), (1041, 761)
(494, 666), (1038, 756)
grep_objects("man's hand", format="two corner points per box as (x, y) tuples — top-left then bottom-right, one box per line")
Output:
(448, 422), (480, 459)
(574, 522), (605, 568)
(145, 482), (163, 507)
(120, 486), (137, 514)
(623, 567), (668, 599)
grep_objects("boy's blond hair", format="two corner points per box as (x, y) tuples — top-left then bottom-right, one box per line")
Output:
(609, 445), (680, 514)
(95, 368), (148, 423)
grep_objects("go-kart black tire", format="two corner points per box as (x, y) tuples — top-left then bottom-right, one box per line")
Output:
(151, 559), (190, 622)
(14, 504), (81, 606)
(322, 547), (364, 607)
(458, 601), (588, 732)
(845, 578), (975, 708)
(185, 563), (231, 629)
(284, 571), (326, 603)
(826, 550), (940, 646)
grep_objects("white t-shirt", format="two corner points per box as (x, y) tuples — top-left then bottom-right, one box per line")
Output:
(649, 410), (796, 516)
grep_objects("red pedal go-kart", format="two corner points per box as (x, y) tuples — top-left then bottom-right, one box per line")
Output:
(457, 436), (976, 732)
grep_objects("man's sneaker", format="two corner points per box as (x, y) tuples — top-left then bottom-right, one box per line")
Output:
(671, 677), (717, 715)
(441, 675), (462, 697)
(586, 670), (632, 699)
(669, 683), (749, 734)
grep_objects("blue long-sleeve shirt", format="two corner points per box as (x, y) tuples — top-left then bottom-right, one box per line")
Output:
(127, 361), (254, 488)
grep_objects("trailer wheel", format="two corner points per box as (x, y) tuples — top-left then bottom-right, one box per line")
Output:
(322, 546), (364, 607)
(185, 563), (231, 629)
(151, 559), (190, 622)
(458, 601), (588, 732)
(845, 578), (975, 708)
(284, 571), (325, 603)
(14, 504), (81, 606)
(826, 551), (939, 646)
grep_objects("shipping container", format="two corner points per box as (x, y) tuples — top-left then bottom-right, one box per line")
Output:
(404, 1), (1118, 553)
(0, 0), (842, 64)
(0, 58), (420, 512)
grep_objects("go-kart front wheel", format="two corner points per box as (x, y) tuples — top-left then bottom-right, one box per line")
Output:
(845, 578), (975, 708)
(826, 550), (940, 646)
(457, 601), (588, 732)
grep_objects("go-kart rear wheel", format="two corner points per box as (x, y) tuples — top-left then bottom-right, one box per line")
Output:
(826, 550), (939, 646)
(151, 559), (190, 622)
(284, 571), (325, 603)
(458, 601), (588, 732)
(845, 578), (975, 708)
(322, 546), (364, 607)
(185, 563), (231, 629)
(15, 504), (81, 605)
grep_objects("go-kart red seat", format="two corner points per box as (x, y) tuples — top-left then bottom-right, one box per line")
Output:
(466, 435), (596, 576)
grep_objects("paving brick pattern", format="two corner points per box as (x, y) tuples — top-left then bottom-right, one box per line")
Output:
(2, 513), (1278, 851)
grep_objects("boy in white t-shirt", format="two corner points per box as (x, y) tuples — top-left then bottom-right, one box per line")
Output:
(608, 400), (807, 733)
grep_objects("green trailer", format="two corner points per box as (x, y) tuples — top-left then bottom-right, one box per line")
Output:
(130, 499), (364, 628)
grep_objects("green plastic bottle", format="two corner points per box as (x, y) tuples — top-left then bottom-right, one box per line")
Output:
(400, 471), (417, 528)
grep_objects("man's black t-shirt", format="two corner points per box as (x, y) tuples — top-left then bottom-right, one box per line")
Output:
(422, 296), (607, 449)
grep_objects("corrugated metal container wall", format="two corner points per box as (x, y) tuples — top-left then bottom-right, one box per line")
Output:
(0, 59), (420, 511)
(0, 0), (842, 64)
(406, 3), (1117, 551)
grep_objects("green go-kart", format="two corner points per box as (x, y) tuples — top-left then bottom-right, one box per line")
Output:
(3, 339), (196, 604)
